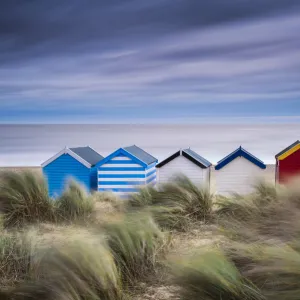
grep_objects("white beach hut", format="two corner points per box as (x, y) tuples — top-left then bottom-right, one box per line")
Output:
(214, 146), (266, 195)
(155, 148), (212, 188)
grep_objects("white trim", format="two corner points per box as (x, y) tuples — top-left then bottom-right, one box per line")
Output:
(98, 177), (145, 182)
(146, 166), (156, 174)
(146, 174), (156, 182)
(98, 185), (142, 189)
(41, 147), (91, 168)
(98, 170), (145, 175)
(111, 157), (131, 161)
(100, 163), (142, 168)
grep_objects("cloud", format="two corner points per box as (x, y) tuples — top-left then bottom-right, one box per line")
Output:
(0, 0), (300, 122)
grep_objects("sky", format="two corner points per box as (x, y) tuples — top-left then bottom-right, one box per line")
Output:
(0, 0), (300, 123)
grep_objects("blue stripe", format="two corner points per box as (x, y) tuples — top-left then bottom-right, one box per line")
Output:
(97, 148), (148, 168)
(98, 181), (145, 185)
(146, 176), (156, 184)
(104, 160), (137, 164)
(98, 188), (139, 192)
(146, 162), (156, 170)
(146, 169), (156, 177)
(98, 167), (145, 171)
(98, 174), (146, 178)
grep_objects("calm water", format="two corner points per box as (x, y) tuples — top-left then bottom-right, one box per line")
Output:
(0, 124), (299, 166)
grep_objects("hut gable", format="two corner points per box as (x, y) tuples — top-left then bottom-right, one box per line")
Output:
(214, 147), (266, 195)
(215, 146), (266, 170)
(156, 148), (212, 187)
(275, 140), (300, 183)
(97, 145), (158, 198)
(42, 147), (103, 197)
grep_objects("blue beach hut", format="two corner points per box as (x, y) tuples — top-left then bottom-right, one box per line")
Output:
(42, 146), (103, 197)
(97, 145), (158, 198)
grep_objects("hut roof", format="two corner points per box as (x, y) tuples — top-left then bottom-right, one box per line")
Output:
(69, 147), (104, 166)
(41, 146), (103, 168)
(215, 146), (266, 170)
(123, 145), (157, 165)
(97, 145), (157, 167)
(156, 148), (212, 169)
(275, 140), (300, 160)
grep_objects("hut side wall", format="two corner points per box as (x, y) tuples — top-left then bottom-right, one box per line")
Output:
(215, 156), (265, 195)
(278, 149), (300, 183)
(157, 155), (207, 187)
(43, 153), (91, 197)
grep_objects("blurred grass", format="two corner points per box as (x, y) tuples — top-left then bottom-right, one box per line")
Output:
(103, 212), (170, 286)
(128, 175), (214, 231)
(0, 230), (38, 288)
(0, 171), (56, 227)
(170, 248), (263, 300)
(2, 170), (300, 300)
(56, 180), (95, 223)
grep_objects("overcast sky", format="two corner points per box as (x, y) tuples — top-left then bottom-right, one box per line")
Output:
(1, 0), (300, 123)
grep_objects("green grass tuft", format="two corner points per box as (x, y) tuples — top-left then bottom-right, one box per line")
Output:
(56, 180), (95, 222)
(11, 237), (123, 300)
(170, 248), (263, 300)
(104, 213), (168, 285)
(128, 175), (214, 231)
(0, 171), (56, 227)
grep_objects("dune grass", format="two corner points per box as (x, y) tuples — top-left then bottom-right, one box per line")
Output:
(0, 230), (38, 289)
(3, 172), (300, 300)
(55, 180), (95, 223)
(103, 212), (169, 286)
(168, 179), (300, 300)
(128, 175), (214, 231)
(9, 236), (123, 300)
(0, 171), (56, 228)
(170, 248), (263, 300)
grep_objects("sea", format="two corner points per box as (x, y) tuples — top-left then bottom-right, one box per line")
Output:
(0, 124), (299, 167)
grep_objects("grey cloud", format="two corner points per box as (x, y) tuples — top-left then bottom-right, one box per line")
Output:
(1, 0), (300, 64)
(0, 0), (300, 120)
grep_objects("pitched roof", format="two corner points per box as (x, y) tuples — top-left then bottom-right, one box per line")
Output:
(156, 148), (212, 169)
(123, 145), (157, 166)
(275, 140), (300, 159)
(215, 146), (266, 170)
(69, 147), (104, 166)
(41, 146), (103, 168)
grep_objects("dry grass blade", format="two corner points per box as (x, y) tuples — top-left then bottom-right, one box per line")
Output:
(128, 175), (214, 231)
(170, 248), (263, 300)
(11, 237), (123, 300)
(103, 213), (168, 286)
(56, 180), (95, 223)
(0, 230), (38, 288)
(0, 171), (55, 227)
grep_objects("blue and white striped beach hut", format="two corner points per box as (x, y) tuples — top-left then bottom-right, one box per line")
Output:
(42, 146), (103, 197)
(97, 145), (158, 198)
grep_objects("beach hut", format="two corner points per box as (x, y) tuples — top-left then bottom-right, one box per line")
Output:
(97, 145), (158, 198)
(214, 146), (266, 195)
(275, 140), (300, 184)
(42, 146), (103, 197)
(156, 148), (212, 187)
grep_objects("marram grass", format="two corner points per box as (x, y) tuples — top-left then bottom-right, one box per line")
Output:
(0, 170), (56, 227)
(56, 180), (95, 222)
(128, 175), (214, 231)
(103, 212), (169, 285)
